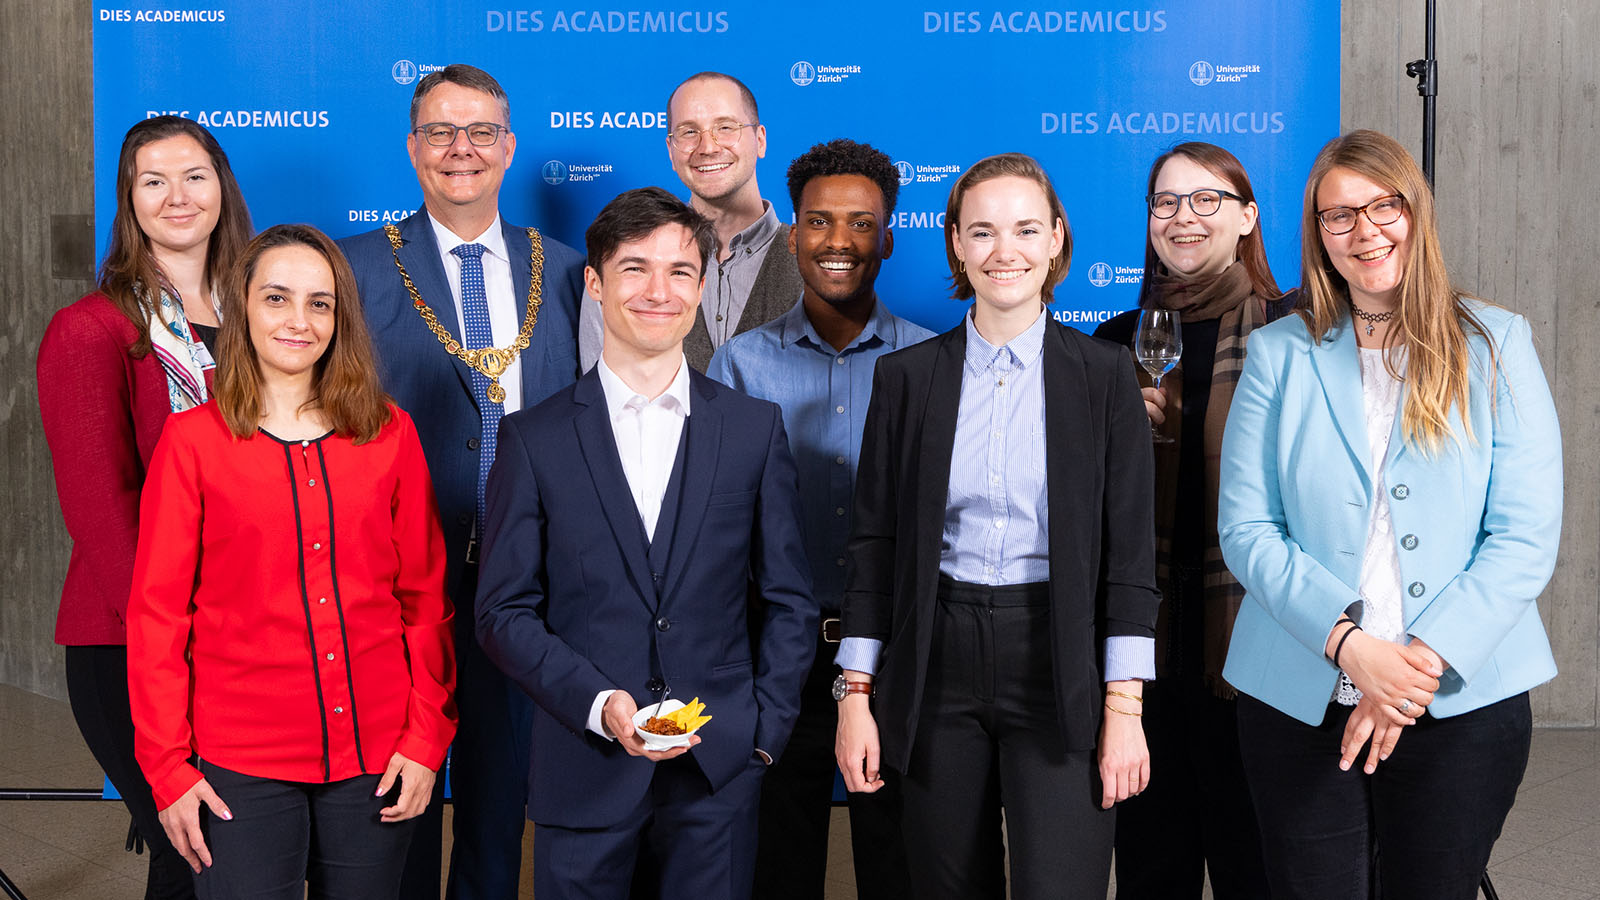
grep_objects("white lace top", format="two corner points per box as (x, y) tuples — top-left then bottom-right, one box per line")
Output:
(1335, 347), (1409, 706)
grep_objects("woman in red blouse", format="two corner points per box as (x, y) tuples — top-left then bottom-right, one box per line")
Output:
(127, 224), (457, 900)
(37, 115), (252, 900)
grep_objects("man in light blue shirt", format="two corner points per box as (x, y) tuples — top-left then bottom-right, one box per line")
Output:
(707, 139), (931, 900)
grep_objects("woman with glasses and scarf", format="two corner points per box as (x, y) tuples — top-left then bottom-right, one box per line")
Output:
(1219, 129), (1561, 899)
(36, 115), (253, 900)
(1092, 141), (1287, 900)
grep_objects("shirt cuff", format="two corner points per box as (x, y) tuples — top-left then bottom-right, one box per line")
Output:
(1104, 636), (1155, 682)
(587, 689), (618, 739)
(834, 637), (883, 675)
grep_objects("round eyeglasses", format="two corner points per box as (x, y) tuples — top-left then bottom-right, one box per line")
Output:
(414, 122), (507, 147)
(668, 121), (757, 152)
(1317, 195), (1406, 235)
(1147, 189), (1244, 219)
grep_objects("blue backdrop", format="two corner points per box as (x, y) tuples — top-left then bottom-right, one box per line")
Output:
(94, 2), (1339, 334)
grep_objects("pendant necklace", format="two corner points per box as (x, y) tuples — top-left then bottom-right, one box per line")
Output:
(1349, 302), (1395, 337)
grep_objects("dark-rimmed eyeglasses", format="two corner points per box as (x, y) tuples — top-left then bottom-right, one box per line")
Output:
(1147, 189), (1245, 219)
(1316, 195), (1406, 235)
(668, 121), (757, 152)
(414, 122), (507, 147)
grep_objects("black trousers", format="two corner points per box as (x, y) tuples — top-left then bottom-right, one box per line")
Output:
(65, 644), (196, 900)
(192, 760), (417, 900)
(898, 580), (1113, 900)
(753, 631), (910, 900)
(1237, 692), (1531, 900)
(1113, 677), (1269, 899)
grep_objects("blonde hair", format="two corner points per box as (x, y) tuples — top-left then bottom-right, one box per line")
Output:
(1298, 130), (1492, 452)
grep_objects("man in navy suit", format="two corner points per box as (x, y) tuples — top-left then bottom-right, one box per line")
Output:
(338, 64), (585, 900)
(476, 187), (817, 899)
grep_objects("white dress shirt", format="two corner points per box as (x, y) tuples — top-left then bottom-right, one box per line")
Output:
(427, 212), (524, 412)
(586, 355), (693, 737)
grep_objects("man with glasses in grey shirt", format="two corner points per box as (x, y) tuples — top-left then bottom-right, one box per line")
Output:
(580, 71), (801, 373)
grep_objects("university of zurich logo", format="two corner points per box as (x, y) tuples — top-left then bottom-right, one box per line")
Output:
(789, 61), (816, 86)
(894, 161), (914, 186)
(1087, 262), (1114, 288)
(391, 60), (418, 85)
(542, 160), (568, 185)
(1188, 61), (1214, 86)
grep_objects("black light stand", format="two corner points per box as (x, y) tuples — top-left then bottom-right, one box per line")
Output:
(1405, 0), (1438, 186)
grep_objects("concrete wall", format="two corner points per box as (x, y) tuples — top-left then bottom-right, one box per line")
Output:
(5, 3), (1597, 724)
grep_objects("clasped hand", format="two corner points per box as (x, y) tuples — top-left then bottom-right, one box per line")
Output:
(1335, 632), (1446, 772)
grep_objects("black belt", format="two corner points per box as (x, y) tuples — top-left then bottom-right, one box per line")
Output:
(821, 616), (842, 643)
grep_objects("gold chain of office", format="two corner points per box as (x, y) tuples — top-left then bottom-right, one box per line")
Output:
(383, 224), (543, 404)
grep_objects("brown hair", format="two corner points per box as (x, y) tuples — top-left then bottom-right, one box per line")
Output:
(410, 64), (510, 128)
(1297, 130), (1492, 452)
(97, 116), (253, 358)
(666, 71), (760, 127)
(215, 224), (393, 443)
(1138, 142), (1281, 305)
(944, 153), (1072, 303)
(586, 186), (720, 280)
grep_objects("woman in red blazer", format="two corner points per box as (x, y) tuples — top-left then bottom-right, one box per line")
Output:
(127, 224), (456, 900)
(36, 115), (252, 900)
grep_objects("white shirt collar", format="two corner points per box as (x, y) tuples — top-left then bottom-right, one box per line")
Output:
(595, 354), (693, 419)
(427, 211), (509, 263)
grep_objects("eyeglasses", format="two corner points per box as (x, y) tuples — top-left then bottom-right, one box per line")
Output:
(1147, 189), (1245, 219)
(1316, 195), (1406, 235)
(668, 121), (757, 152)
(414, 122), (507, 147)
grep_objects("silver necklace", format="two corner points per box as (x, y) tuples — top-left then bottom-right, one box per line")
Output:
(1350, 302), (1395, 337)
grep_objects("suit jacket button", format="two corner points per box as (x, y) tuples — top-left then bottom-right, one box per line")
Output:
(647, 678), (665, 693)
(1391, 484), (1410, 500)
(656, 617), (671, 632)
(457, 513), (471, 527)
(1401, 534), (1418, 550)
(1408, 581), (1425, 597)
(468, 437), (481, 451)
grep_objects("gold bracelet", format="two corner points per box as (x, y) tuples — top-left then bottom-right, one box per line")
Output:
(1106, 690), (1144, 704)
(1104, 703), (1143, 717)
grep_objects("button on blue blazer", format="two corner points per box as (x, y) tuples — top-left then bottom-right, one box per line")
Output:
(1218, 303), (1561, 725)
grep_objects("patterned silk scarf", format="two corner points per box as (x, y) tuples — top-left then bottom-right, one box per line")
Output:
(1145, 262), (1262, 696)
(144, 284), (218, 413)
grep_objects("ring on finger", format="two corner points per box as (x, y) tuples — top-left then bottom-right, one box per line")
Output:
(1398, 699), (1413, 714)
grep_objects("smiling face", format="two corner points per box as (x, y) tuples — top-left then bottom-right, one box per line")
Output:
(1149, 154), (1257, 280)
(131, 135), (222, 262)
(1317, 166), (1411, 310)
(666, 76), (766, 205)
(950, 175), (1064, 316)
(789, 174), (893, 309)
(407, 82), (516, 225)
(246, 244), (337, 383)
(585, 223), (705, 366)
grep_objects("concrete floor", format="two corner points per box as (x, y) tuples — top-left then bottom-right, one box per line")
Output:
(1, 682), (1595, 898)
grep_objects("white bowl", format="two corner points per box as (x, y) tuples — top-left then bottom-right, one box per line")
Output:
(631, 699), (702, 751)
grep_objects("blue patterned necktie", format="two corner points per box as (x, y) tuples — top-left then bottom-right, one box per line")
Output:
(451, 242), (500, 544)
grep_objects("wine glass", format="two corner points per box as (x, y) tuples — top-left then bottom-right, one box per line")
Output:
(1134, 309), (1182, 444)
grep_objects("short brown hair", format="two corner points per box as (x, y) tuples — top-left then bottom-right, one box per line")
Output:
(98, 116), (254, 358)
(944, 153), (1072, 303)
(585, 187), (720, 281)
(215, 224), (393, 443)
(410, 64), (511, 128)
(666, 71), (760, 127)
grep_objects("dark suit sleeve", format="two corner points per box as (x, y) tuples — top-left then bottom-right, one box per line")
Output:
(749, 405), (819, 760)
(1100, 350), (1161, 637)
(842, 361), (898, 641)
(475, 419), (613, 734)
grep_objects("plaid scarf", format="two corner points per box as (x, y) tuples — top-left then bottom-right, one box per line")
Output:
(1145, 262), (1263, 697)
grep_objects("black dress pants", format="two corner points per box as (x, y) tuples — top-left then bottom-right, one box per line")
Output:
(65, 644), (196, 900)
(898, 580), (1112, 900)
(192, 760), (417, 900)
(1113, 677), (1269, 899)
(1237, 692), (1531, 900)
(753, 630), (910, 900)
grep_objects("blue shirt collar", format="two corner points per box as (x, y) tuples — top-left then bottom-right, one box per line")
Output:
(778, 294), (901, 355)
(963, 305), (1047, 373)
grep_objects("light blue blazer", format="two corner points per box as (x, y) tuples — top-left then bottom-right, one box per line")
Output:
(1218, 303), (1561, 725)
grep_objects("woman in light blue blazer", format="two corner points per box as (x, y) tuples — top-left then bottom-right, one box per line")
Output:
(1217, 130), (1561, 900)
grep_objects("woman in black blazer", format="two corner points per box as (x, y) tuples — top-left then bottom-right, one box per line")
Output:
(834, 153), (1159, 899)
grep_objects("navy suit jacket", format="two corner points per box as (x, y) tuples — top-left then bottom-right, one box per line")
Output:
(339, 211), (585, 599)
(475, 366), (818, 829)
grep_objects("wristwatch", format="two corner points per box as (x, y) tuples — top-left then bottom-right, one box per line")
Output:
(832, 674), (872, 701)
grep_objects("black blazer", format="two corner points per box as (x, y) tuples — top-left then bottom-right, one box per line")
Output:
(842, 317), (1159, 772)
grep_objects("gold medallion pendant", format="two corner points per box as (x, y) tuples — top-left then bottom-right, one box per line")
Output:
(383, 224), (545, 406)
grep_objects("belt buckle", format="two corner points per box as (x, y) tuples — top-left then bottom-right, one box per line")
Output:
(821, 617), (841, 643)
